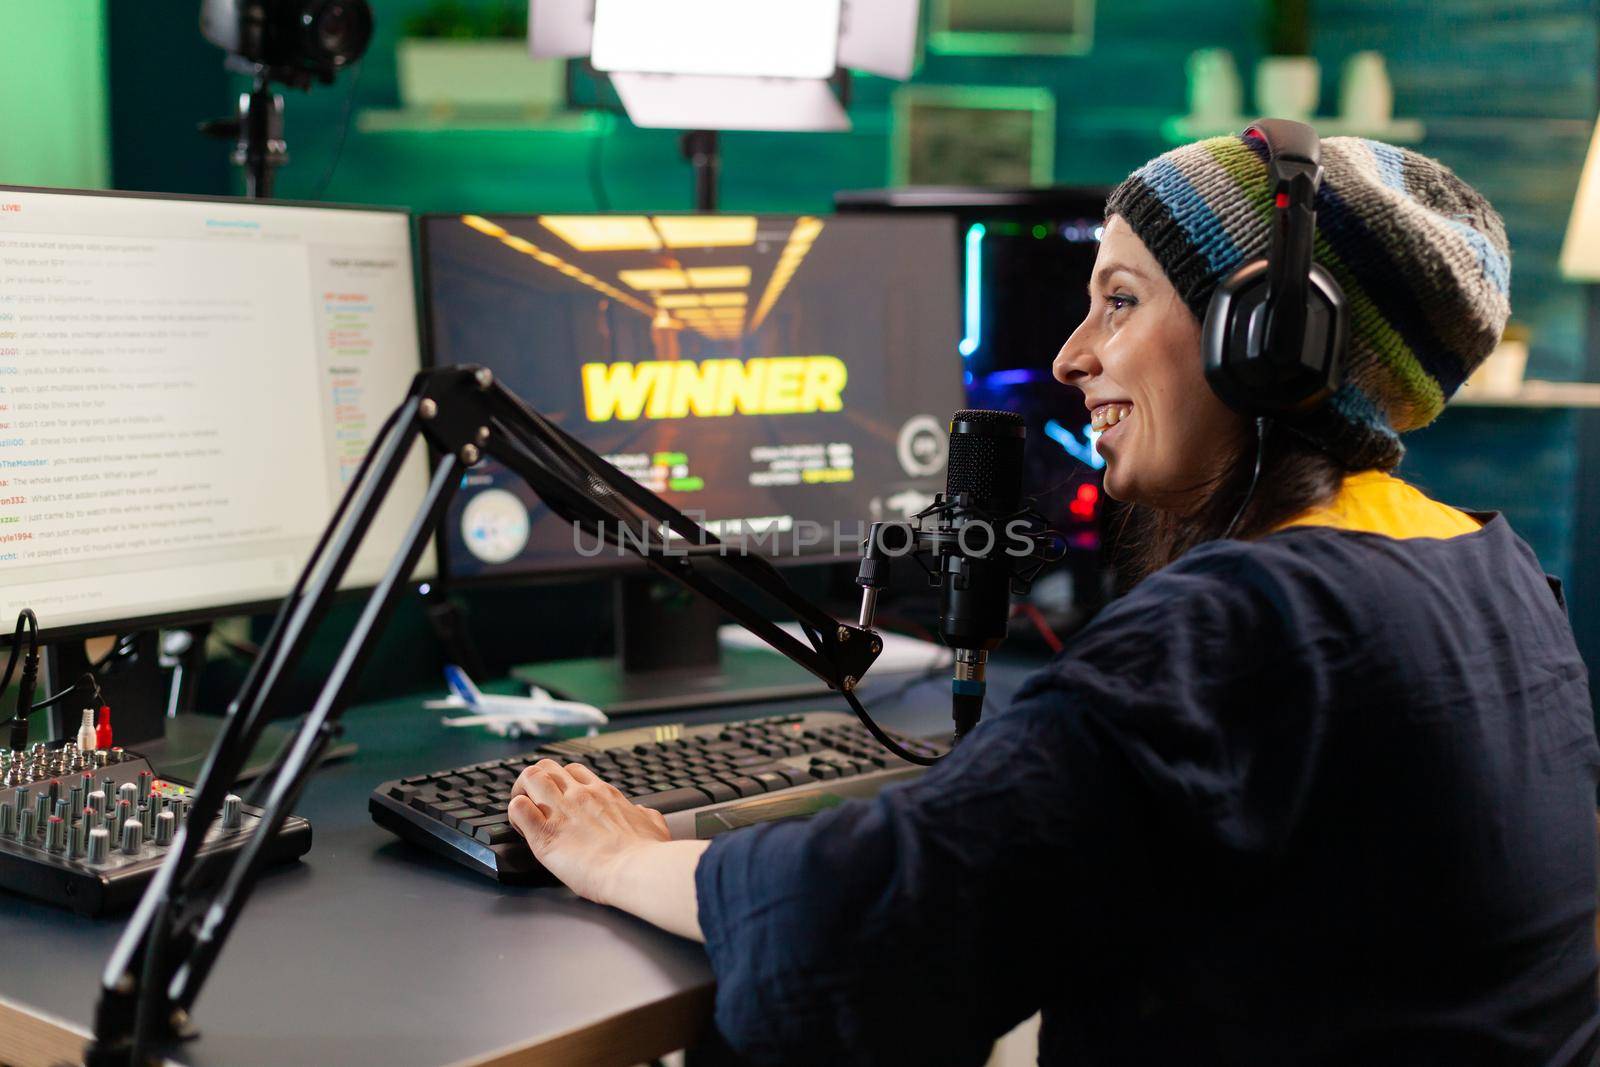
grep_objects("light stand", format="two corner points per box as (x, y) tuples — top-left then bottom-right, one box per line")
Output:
(232, 78), (288, 199)
(84, 365), (889, 1066)
(680, 129), (720, 211)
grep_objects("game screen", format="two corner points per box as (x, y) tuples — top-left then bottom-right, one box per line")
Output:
(422, 213), (965, 579)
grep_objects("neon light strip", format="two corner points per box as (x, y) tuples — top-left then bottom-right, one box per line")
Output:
(958, 223), (985, 357)
(1043, 419), (1106, 470)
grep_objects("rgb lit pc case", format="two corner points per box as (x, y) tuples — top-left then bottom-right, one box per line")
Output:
(837, 186), (1112, 629)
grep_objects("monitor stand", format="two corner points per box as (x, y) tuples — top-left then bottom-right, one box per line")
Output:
(512, 574), (832, 715)
(46, 627), (356, 786)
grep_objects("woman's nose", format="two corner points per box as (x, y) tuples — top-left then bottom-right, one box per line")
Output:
(1053, 318), (1100, 386)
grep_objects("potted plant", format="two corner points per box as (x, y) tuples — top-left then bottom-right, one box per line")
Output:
(396, 0), (565, 114)
(1256, 0), (1318, 121)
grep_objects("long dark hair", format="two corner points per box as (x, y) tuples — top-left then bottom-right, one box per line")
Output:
(1111, 419), (1350, 589)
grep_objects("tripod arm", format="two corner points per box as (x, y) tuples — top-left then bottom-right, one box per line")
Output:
(86, 365), (882, 1065)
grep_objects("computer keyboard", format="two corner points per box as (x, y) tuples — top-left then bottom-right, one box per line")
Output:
(369, 711), (947, 883)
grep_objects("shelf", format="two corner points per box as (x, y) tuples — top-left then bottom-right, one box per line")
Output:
(356, 108), (614, 135)
(1449, 380), (1600, 409)
(1162, 115), (1425, 143)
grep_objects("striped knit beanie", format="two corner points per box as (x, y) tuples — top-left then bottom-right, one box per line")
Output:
(1105, 133), (1511, 470)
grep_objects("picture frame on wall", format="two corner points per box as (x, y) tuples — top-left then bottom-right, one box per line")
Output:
(928, 0), (1095, 56)
(891, 85), (1056, 187)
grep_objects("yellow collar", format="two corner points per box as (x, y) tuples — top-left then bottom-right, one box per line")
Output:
(1276, 470), (1482, 540)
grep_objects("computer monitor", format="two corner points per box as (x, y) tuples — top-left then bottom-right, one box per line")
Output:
(0, 187), (433, 766)
(421, 211), (964, 710)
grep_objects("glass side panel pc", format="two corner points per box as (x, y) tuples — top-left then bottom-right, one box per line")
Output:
(421, 213), (965, 581)
(0, 187), (435, 640)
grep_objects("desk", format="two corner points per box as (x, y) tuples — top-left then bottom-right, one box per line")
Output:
(1, 660), (1039, 1067)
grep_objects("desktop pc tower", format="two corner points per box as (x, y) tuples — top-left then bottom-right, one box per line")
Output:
(837, 186), (1116, 632)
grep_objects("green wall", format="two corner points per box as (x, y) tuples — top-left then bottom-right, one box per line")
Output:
(0, 0), (109, 188)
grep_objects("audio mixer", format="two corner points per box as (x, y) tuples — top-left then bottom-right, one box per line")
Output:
(0, 742), (312, 916)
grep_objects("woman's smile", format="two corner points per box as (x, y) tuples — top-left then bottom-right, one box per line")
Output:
(1088, 401), (1133, 435)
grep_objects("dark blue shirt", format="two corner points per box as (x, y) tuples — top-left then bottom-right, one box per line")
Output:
(695, 514), (1600, 1065)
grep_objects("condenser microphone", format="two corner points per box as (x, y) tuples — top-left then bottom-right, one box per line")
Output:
(940, 409), (1026, 740)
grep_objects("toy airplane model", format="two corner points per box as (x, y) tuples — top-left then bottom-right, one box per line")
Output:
(426, 665), (608, 739)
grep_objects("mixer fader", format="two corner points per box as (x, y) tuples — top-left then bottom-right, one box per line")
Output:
(0, 742), (312, 915)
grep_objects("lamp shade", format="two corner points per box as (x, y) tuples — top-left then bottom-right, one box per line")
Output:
(1561, 118), (1600, 280)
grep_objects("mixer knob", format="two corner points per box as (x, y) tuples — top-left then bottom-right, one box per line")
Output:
(86, 827), (109, 864)
(87, 789), (106, 816)
(17, 807), (36, 842)
(221, 794), (243, 830)
(120, 818), (143, 854)
(101, 775), (114, 799)
(118, 782), (138, 807)
(53, 798), (70, 824)
(72, 812), (90, 856)
(141, 802), (157, 837)
(114, 799), (133, 839)
(0, 801), (14, 837)
(154, 810), (175, 846)
(45, 815), (64, 852)
(33, 792), (49, 828)
(15, 786), (30, 816)
(46, 778), (60, 804)
(136, 770), (152, 802)
(68, 783), (84, 815)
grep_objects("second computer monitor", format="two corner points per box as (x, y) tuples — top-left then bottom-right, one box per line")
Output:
(423, 213), (965, 581)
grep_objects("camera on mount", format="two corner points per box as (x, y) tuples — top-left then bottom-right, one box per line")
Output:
(200, 0), (373, 88)
(198, 0), (373, 199)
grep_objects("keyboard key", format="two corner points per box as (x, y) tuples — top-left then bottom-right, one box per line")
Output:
(809, 765), (840, 780)
(752, 771), (789, 792)
(633, 787), (711, 814)
(475, 823), (518, 844)
(458, 814), (505, 833)
(722, 775), (764, 796)
(699, 780), (737, 803)
(432, 806), (473, 831)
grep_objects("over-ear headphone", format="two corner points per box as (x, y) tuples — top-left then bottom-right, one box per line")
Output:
(1202, 118), (1349, 414)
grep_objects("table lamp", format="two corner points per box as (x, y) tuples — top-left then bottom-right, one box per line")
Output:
(1562, 117), (1600, 280)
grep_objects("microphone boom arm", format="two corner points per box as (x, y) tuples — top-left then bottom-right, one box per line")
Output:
(85, 365), (883, 1065)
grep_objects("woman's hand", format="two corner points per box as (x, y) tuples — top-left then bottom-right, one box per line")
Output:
(507, 759), (670, 905)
